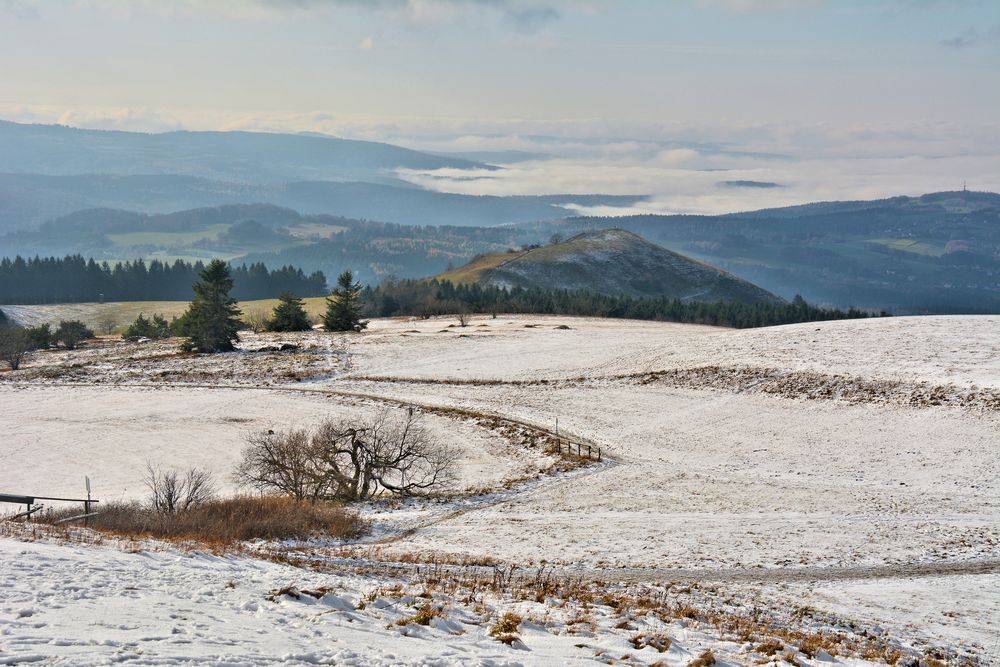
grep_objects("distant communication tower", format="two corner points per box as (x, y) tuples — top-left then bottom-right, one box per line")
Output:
(963, 180), (967, 192)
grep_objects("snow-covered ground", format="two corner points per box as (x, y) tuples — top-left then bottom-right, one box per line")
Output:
(2, 528), (766, 666)
(331, 314), (1000, 390)
(0, 385), (550, 501)
(1, 314), (998, 664)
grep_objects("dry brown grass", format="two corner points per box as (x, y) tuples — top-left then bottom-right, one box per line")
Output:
(689, 649), (716, 666)
(755, 638), (784, 656)
(675, 605), (699, 619)
(630, 632), (672, 653)
(39, 496), (367, 545)
(489, 611), (523, 644)
(396, 602), (445, 627)
(246, 543), (964, 667)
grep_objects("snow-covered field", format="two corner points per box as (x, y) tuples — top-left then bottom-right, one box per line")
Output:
(1, 314), (998, 664)
(4, 525), (858, 667)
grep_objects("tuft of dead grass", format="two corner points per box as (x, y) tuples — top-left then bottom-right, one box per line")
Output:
(630, 632), (672, 653)
(756, 638), (784, 656)
(396, 602), (444, 627)
(689, 649), (716, 666)
(489, 611), (523, 645)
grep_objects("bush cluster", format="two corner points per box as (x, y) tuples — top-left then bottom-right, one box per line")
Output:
(122, 313), (172, 339)
(41, 496), (367, 544)
(0, 318), (95, 369)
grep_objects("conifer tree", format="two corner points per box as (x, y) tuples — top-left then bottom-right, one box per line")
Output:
(181, 259), (242, 353)
(267, 293), (312, 332)
(54, 320), (94, 350)
(323, 270), (367, 332)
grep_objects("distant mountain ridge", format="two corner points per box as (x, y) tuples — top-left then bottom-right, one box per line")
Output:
(0, 120), (486, 184)
(440, 229), (782, 305)
(0, 172), (644, 233)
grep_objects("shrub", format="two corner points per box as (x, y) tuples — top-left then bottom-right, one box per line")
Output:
(396, 602), (444, 627)
(145, 464), (216, 513)
(25, 323), (53, 349)
(630, 633), (672, 652)
(40, 495), (367, 544)
(123, 313), (172, 339)
(489, 611), (523, 644)
(756, 639), (784, 656)
(242, 308), (268, 334)
(689, 650), (716, 667)
(0, 325), (31, 370)
(54, 320), (94, 349)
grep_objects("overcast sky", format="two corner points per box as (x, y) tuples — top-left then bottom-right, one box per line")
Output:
(2, 0), (999, 211)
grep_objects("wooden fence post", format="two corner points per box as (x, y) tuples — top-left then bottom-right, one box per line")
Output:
(84, 476), (92, 528)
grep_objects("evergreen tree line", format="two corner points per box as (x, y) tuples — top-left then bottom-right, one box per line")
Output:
(133, 268), (367, 353)
(0, 255), (328, 304)
(363, 279), (885, 329)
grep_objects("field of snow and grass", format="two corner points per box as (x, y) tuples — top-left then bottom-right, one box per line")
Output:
(1, 313), (998, 665)
(0, 297), (333, 333)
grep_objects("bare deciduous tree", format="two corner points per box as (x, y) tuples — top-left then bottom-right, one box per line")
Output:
(234, 428), (327, 501)
(97, 315), (117, 336)
(0, 326), (31, 371)
(456, 310), (470, 327)
(235, 409), (457, 501)
(243, 308), (269, 334)
(145, 464), (217, 513)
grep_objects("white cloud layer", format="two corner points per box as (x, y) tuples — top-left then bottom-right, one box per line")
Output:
(1, 103), (997, 216)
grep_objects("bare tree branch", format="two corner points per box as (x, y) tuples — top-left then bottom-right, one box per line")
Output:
(235, 409), (458, 501)
(146, 463), (217, 513)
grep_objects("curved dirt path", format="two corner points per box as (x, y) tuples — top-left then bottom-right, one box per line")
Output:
(578, 557), (1000, 584)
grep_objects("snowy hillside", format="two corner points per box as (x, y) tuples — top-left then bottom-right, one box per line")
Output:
(1, 315), (997, 664)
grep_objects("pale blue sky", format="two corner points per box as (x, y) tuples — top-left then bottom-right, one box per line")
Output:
(2, 0), (997, 128)
(1, 0), (998, 211)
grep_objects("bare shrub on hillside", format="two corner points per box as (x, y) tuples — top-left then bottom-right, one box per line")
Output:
(145, 464), (217, 513)
(456, 310), (470, 327)
(243, 307), (269, 333)
(0, 326), (32, 371)
(235, 409), (458, 501)
(98, 315), (117, 335)
(235, 428), (325, 501)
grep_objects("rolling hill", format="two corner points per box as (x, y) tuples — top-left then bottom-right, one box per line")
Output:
(4, 190), (999, 312)
(439, 229), (783, 305)
(522, 190), (1000, 312)
(0, 203), (533, 286)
